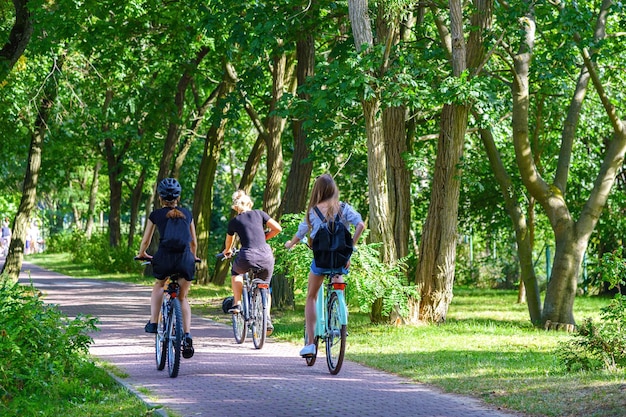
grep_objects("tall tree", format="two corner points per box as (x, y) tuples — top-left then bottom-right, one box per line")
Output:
(416, 0), (492, 323)
(2, 55), (63, 278)
(348, 0), (397, 264)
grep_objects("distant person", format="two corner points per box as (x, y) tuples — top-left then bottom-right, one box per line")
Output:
(284, 174), (364, 357)
(1, 219), (11, 256)
(222, 190), (282, 335)
(136, 178), (200, 359)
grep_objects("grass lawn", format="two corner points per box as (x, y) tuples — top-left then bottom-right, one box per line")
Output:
(26, 253), (626, 417)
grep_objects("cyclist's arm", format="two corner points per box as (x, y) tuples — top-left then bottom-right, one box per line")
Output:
(285, 235), (301, 249)
(353, 221), (365, 245)
(223, 233), (235, 257)
(265, 218), (282, 240)
(137, 219), (156, 258)
(189, 220), (199, 259)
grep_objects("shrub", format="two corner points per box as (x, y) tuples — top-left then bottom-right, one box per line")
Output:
(0, 275), (99, 404)
(271, 213), (418, 319)
(557, 252), (626, 371)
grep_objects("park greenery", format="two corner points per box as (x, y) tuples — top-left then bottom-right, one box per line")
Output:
(2, 0), (626, 414)
(2, 253), (625, 416)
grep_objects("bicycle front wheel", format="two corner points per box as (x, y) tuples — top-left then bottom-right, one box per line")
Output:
(167, 297), (183, 378)
(155, 298), (168, 370)
(251, 287), (268, 349)
(325, 292), (347, 375)
(232, 292), (246, 344)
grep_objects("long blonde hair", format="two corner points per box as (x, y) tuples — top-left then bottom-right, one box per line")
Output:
(306, 174), (340, 229)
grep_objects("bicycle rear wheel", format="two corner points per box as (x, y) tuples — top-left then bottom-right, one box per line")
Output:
(167, 297), (183, 378)
(325, 292), (346, 375)
(251, 287), (268, 349)
(155, 298), (168, 370)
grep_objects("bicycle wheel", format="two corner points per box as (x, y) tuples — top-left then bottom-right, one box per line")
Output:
(167, 297), (183, 378)
(155, 298), (167, 370)
(251, 287), (268, 349)
(303, 326), (319, 367)
(232, 288), (247, 344)
(325, 292), (347, 375)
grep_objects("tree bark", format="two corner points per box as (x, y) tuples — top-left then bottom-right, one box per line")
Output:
(84, 161), (101, 238)
(281, 33), (315, 216)
(127, 167), (145, 248)
(193, 69), (235, 284)
(0, 0), (33, 81)
(415, 0), (470, 323)
(154, 46), (209, 206)
(2, 56), (62, 278)
(263, 48), (289, 218)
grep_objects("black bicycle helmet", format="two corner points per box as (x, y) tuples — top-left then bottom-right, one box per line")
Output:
(157, 178), (181, 201)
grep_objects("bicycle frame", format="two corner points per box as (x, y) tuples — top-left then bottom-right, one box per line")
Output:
(314, 281), (348, 338)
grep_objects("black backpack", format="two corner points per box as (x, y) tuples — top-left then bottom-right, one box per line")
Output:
(311, 203), (353, 270)
(160, 215), (191, 253)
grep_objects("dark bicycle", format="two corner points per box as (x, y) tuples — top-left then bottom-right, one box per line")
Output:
(135, 257), (198, 378)
(217, 249), (270, 349)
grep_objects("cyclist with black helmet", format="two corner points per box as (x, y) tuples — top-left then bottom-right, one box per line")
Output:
(136, 178), (200, 359)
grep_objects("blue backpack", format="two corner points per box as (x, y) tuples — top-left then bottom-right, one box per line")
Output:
(311, 204), (353, 270)
(160, 215), (191, 253)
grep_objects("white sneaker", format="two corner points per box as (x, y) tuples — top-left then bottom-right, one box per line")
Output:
(299, 344), (316, 357)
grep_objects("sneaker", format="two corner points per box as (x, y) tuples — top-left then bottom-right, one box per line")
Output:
(228, 303), (241, 314)
(182, 334), (194, 359)
(299, 344), (316, 357)
(144, 321), (157, 333)
(266, 317), (274, 336)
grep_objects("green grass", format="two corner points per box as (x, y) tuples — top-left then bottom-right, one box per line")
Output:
(26, 253), (626, 417)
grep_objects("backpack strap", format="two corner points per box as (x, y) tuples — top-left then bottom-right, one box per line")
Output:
(313, 206), (326, 222)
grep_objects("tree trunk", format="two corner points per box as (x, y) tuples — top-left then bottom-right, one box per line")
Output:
(263, 49), (288, 218)
(84, 161), (101, 238)
(476, 121), (542, 324)
(103, 136), (127, 248)
(127, 167), (145, 248)
(383, 105), (411, 259)
(155, 46), (209, 206)
(0, 0), (33, 81)
(281, 33), (315, 217)
(416, 103), (467, 323)
(193, 71), (235, 284)
(2, 56), (62, 279)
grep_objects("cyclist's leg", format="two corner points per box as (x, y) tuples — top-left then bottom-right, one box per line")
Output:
(304, 271), (324, 347)
(177, 279), (192, 333)
(148, 279), (167, 326)
(230, 274), (244, 310)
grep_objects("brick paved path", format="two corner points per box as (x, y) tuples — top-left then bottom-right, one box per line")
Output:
(17, 261), (523, 417)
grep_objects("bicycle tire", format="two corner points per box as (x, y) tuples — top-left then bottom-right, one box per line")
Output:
(232, 287), (247, 344)
(251, 287), (267, 349)
(155, 298), (167, 370)
(167, 297), (183, 378)
(325, 292), (346, 375)
(303, 326), (319, 367)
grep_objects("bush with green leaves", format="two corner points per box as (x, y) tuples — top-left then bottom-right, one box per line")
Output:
(271, 213), (418, 318)
(557, 251), (626, 371)
(0, 275), (99, 406)
(62, 231), (140, 273)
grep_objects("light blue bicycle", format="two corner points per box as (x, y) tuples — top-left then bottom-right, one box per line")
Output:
(304, 273), (348, 375)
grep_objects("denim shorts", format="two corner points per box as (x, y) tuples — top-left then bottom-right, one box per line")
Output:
(310, 259), (349, 276)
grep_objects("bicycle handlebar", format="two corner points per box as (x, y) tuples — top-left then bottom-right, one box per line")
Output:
(216, 248), (240, 260)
